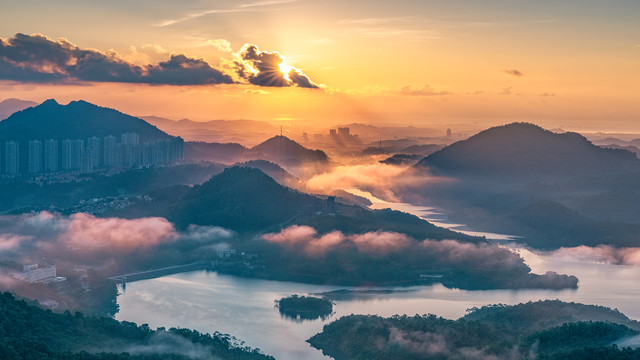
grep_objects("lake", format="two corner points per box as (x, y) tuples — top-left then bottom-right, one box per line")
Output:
(116, 193), (640, 360)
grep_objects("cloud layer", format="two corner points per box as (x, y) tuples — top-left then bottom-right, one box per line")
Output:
(0, 33), (233, 85)
(548, 245), (640, 266)
(0, 33), (320, 88)
(263, 225), (530, 273)
(0, 211), (232, 268)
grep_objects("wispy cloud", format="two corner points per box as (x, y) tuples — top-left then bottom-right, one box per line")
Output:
(399, 85), (452, 97)
(504, 68), (523, 77)
(156, 9), (242, 27)
(338, 16), (419, 25)
(239, 0), (297, 8)
(156, 0), (298, 27)
(338, 16), (441, 41)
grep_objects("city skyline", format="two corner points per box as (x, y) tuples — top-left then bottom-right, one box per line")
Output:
(1, 132), (184, 175)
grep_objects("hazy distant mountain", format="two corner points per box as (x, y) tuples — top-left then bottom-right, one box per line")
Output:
(417, 122), (640, 178)
(0, 99), (172, 143)
(184, 136), (329, 167)
(399, 143), (443, 156)
(336, 123), (441, 140)
(184, 141), (249, 163)
(0, 98), (37, 120)
(141, 115), (278, 142)
(599, 143), (640, 158)
(250, 135), (329, 165)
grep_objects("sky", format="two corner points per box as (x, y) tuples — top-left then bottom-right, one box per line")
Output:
(1, 0), (639, 133)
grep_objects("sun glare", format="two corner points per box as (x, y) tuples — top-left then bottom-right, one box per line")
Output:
(278, 59), (294, 81)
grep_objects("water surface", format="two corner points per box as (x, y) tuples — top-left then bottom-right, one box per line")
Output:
(116, 194), (640, 360)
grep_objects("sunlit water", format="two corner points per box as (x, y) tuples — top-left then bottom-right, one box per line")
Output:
(117, 193), (640, 360)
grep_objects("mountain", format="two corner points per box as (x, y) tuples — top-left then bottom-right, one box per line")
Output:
(232, 159), (302, 188)
(399, 143), (443, 156)
(308, 300), (640, 360)
(0, 292), (273, 360)
(250, 135), (329, 165)
(183, 136), (329, 167)
(184, 141), (248, 164)
(379, 153), (423, 165)
(0, 99), (172, 143)
(417, 122), (640, 179)
(169, 166), (323, 231)
(141, 115), (278, 143)
(0, 98), (37, 120)
(165, 166), (478, 241)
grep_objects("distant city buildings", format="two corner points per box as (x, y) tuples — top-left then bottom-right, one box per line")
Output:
(44, 139), (58, 172)
(4, 141), (19, 175)
(1, 132), (183, 176)
(28, 140), (43, 173)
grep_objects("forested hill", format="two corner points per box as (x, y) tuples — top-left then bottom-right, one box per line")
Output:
(0, 292), (274, 360)
(308, 300), (640, 360)
(417, 122), (640, 178)
(0, 99), (172, 143)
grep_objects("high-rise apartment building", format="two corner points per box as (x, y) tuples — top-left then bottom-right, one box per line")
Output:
(44, 139), (59, 172)
(4, 141), (19, 175)
(28, 140), (43, 174)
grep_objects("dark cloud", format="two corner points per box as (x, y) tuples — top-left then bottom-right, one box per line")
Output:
(504, 68), (523, 77)
(0, 33), (234, 85)
(234, 44), (320, 89)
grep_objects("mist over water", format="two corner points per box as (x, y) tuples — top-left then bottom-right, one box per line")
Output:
(117, 195), (640, 360)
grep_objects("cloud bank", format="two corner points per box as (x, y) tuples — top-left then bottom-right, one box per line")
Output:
(264, 225), (530, 273)
(0, 211), (232, 269)
(0, 33), (233, 85)
(0, 33), (320, 88)
(548, 245), (640, 266)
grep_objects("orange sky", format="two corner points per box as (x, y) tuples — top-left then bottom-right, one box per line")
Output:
(1, 0), (639, 133)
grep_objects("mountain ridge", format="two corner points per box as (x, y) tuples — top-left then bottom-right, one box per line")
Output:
(416, 122), (640, 178)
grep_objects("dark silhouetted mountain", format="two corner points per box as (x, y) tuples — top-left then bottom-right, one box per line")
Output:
(184, 141), (248, 164)
(250, 135), (329, 165)
(416, 123), (640, 178)
(308, 300), (640, 360)
(0, 99), (172, 143)
(400, 143), (443, 156)
(379, 153), (423, 165)
(166, 166), (480, 241)
(169, 166), (323, 231)
(0, 98), (37, 120)
(0, 292), (274, 360)
(232, 159), (302, 188)
(505, 200), (640, 249)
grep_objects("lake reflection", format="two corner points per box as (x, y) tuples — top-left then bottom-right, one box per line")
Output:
(117, 253), (640, 360)
(116, 194), (640, 360)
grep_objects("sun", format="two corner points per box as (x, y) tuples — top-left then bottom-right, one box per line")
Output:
(278, 59), (294, 81)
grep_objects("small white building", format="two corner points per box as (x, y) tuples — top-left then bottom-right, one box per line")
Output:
(217, 249), (236, 259)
